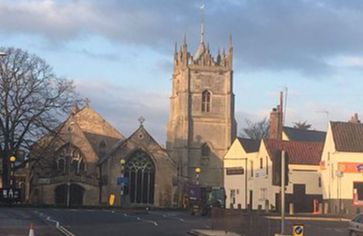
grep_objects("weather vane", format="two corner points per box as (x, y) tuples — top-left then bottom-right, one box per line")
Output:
(138, 116), (145, 126)
(200, 0), (205, 43)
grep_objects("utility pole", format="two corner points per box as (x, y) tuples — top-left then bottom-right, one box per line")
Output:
(281, 150), (286, 235)
(244, 158), (248, 210)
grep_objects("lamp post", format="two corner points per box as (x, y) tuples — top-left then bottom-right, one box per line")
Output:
(9, 156), (16, 188)
(66, 122), (74, 207)
(120, 159), (126, 207)
(0, 52), (8, 188)
(195, 167), (201, 185)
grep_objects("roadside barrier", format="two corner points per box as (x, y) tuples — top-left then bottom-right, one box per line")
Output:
(28, 224), (35, 236)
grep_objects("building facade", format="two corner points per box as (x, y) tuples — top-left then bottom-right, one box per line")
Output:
(30, 106), (123, 206)
(166, 32), (237, 189)
(100, 124), (176, 207)
(320, 115), (363, 216)
(224, 138), (323, 212)
(224, 138), (259, 209)
(30, 106), (176, 207)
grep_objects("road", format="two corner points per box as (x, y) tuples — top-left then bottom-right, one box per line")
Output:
(0, 207), (351, 236)
(0, 207), (62, 236)
(40, 208), (211, 236)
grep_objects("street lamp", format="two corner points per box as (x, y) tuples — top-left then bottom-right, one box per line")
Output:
(66, 122), (74, 207)
(195, 167), (201, 185)
(9, 156), (16, 188)
(0, 52), (8, 188)
(120, 159), (126, 207)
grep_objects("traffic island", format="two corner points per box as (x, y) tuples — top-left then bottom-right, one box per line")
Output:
(189, 229), (241, 236)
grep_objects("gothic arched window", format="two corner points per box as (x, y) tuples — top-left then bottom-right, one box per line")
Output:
(55, 144), (86, 175)
(202, 90), (211, 112)
(58, 159), (65, 172)
(71, 148), (86, 174)
(125, 150), (155, 204)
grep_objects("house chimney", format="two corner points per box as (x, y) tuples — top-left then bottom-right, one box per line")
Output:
(268, 92), (284, 140)
(349, 113), (361, 124)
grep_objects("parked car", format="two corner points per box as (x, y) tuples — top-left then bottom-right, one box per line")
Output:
(349, 213), (363, 236)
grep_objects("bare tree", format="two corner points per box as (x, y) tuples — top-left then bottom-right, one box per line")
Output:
(240, 118), (269, 140)
(293, 121), (312, 130)
(0, 47), (79, 187)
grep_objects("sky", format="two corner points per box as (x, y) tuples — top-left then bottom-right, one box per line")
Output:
(1, 0), (363, 144)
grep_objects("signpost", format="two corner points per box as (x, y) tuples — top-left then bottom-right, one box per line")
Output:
(117, 177), (129, 186)
(119, 159), (126, 207)
(0, 188), (21, 202)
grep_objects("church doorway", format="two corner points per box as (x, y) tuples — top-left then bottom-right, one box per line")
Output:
(54, 184), (84, 206)
(125, 150), (155, 204)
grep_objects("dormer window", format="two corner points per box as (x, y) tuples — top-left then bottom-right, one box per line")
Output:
(202, 90), (211, 112)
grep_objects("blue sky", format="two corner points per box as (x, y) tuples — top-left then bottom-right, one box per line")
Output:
(1, 0), (363, 144)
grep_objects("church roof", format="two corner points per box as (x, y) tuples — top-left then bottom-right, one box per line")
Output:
(74, 106), (124, 139)
(99, 124), (171, 165)
(330, 121), (363, 152)
(72, 106), (125, 157)
(237, 138), (260, 153)
(264, 139), (323, 165)
(283, 126), (326, 142)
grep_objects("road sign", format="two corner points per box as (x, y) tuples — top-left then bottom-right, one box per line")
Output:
(292, 224), (304, 236)
(117, 177), (129, 186)
(0, 188), (21, 202)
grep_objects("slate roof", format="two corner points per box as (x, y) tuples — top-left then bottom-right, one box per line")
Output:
(331, 121), (363, 152)
(237, 138), (260, 153)
(283, 126), (326, 142)
(264, 139), (323, 165)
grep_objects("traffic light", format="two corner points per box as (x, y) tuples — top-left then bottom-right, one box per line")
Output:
(272, 149), (289, 186)
(120, 159), (125, 175)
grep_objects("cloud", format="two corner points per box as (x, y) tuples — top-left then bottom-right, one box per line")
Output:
(75, 79), (169, 144)
(3, 0), (363, 74)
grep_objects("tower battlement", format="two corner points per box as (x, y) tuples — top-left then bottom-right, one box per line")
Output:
(174, 35), (233, 69)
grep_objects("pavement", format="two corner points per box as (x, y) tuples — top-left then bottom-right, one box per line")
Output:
(189, 229), (240, 236)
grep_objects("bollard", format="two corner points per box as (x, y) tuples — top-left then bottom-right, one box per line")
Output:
(323, 202), (329, 214)
(289, 203), (294, 215)
(318, 203), (323, 214)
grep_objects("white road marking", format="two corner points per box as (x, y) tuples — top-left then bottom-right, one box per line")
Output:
(153, 212), (185, 223)
(118, 212), (158, 226)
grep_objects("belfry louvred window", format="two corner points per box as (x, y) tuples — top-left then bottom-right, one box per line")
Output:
(202, 90), (211, 112)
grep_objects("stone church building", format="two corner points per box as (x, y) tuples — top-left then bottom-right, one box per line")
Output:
(166, 30), (237, 188)
(29, 24), (236, 207)
(30, 106), (176, 207)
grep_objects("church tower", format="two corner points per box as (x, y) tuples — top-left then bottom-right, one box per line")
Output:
(166, 21), (237, 187)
